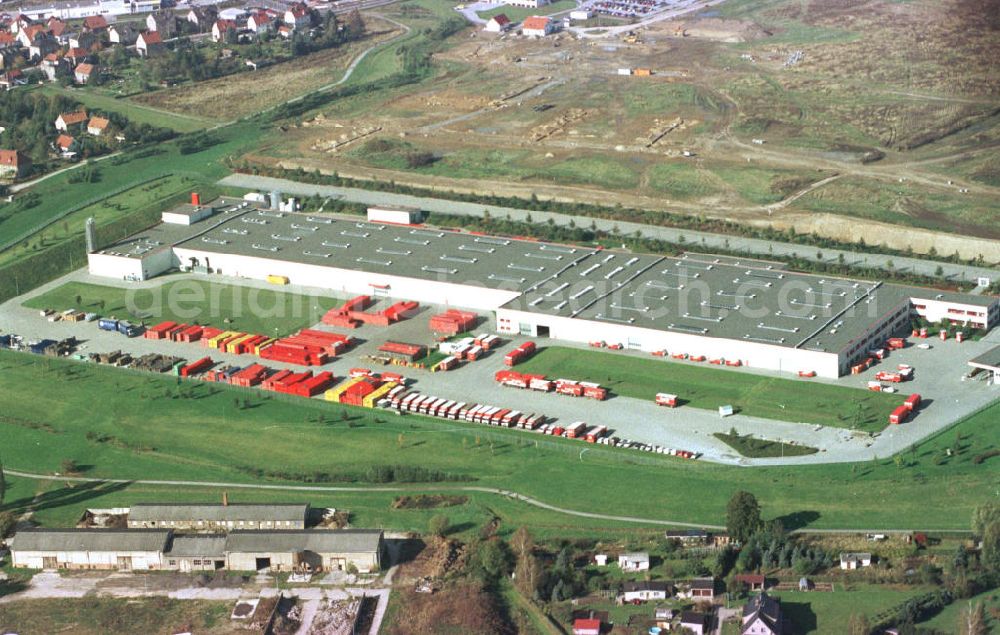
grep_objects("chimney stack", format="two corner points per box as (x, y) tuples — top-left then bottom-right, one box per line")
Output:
(191, 192), (201, 207)
(222, 491), (228, 506)
(84, 217), (97, 253)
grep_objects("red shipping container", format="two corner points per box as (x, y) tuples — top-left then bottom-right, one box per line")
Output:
(145, 321), (177, 339)
(291, 371), (336, 397)
(180, 356), (213, 377)
(889, 405), (909, 425)
(904, 393), (921, 410)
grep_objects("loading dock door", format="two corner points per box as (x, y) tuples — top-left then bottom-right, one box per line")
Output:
(255, 557), (271, 571)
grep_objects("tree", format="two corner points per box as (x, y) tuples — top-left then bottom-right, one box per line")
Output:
(726, 490), (762, 544)
(971, 502), (1000, 535)
(0, 510), (15, 539)
(60, 459), (79, 475)
(0, 457), (5, 505)
(958, 601), (987, 635)
(980, 521), (1000, 572)
(428, 514), (450, 539)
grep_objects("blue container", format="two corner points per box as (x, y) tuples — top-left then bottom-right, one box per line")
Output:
(98, 318), (118, 331)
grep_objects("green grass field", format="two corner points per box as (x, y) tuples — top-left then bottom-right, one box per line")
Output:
(0, 349), (998, 532)
(0, 597), (232, 634)
(515, 347), (898, 430)
(770, 585), (934, 634)
(38, 85), (214, 133)
(23, 280), (345, 337)
(713, 432), (818, 458)
(916, 587), (1000, 631)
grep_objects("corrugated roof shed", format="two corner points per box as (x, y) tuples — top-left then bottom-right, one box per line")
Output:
(129, 503), (309, 522)
(225, 529), (383, 554)
(167, 534), (227, 557)
(11, 528), (171, 552)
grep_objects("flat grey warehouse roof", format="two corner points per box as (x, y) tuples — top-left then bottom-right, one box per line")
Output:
(11, 528), (172, 552)
(129, 503), (309, 522)
(225, 529), (383, 554)
(175, 207), (598, 293)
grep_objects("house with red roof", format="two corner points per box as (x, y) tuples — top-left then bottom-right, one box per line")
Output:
(212, 19), (238, 42)
(87, 116), (110, 136)
(55, 110), (88, 131)
(284, 3), (310, 29)
(83, 15), (108, 32)
(247, 11), (274, 34)
(484, 13), (511, 32)
(572, 618), (601, 635)
(74, 62), (96, 84)
(521, 15), (554, 37)
(55, 134), (79, 156)
(136, 30), (164, 57)
(0, 149), (31, 179)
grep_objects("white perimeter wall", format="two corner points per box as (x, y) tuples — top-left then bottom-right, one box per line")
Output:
(172, 248), (522, 311)
(496, 308), (843, 378)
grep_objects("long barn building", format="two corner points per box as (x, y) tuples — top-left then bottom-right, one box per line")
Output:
(86, 197), (999, 378)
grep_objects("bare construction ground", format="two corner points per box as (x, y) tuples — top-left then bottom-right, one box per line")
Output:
(246, 0), (1000, 257)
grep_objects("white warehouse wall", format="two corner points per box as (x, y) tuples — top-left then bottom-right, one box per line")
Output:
(912, 297), (997, 330)
(86, 252), (173, 282)
(496, 308), (843, 378)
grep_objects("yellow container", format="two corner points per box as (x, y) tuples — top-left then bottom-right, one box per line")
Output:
(226, 333), (256, 354)
(267, 274), (290, 285)
(325, 376), (364, 402)
(362, 382), (397, 409)
(208, 330), (238, 348)
(254, 338), (276, 355)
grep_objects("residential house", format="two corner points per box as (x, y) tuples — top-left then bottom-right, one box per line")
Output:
(40, 53), (66, 81)
(0, 49), (18, 71)
(687, 577), (715, 600)
(12, 14), (34, 34)
(0, 31), (16, 49)
(83, 15), (109, 32)
(618, 552), (649, 572)
(47, 18), (68, 40)
(16, 23), (47, 48)
(126, 503), (309, 531)
(87, 116), (110, 136)
(741, 592), (782, 635)
(247, 12), (274, 35)
(55, 110), (88, 131)
(0, 149), (31, 179)
(136, 31), (164, 57)
(0, 69), (24, 90)
(69, 31), (97, 51)
(56, 134), (79, 157)
(10, 529), (170, 570)
(186, 7), (217, 31)
(65, 47), (89, 65)
(284, 3), (310, 30)
(572, 618), (601, 635)
(211, 19), (238, 43)
(484, 14), (511, 32)
(840, 553), (872, 570)
(277, 25), (294, 38)
(109, 23), (138, 45)
(622, 580), (672, 602)
(29, 35), (60, 60)
(146, 12), (177, 38)
(680, 610), (708, 635)
(521, 15), (554, 36)
(593, 554), (607, 566)
(735, 573), (766, 591)
(73, 62), (96, 84)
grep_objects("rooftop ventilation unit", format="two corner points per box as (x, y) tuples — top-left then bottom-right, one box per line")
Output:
(357, 257), (391, 266)
(717, 290), (756, 299)
(746, 270), (784, 279)
(775, 311), (818, 320)
(570, 285), (594, 300)
(459, 244), (495, 254)
(546, 282), (570, 297)
(422, 266), (457, 275)
(475, 237), (510, 246)
(668, 323), (709, 334)
(377, 248), (412, 256)
(744, 334), (785, 344)
(604, 266), (625, 279)
(303, 251), (331, 258)
(222, 228), (248, 235)
(526, 253), (562, 261)
(441, 255), (477, 264)
(602, 254), (616, 262)
(306, 216), (333, 224)
(341, 230), (370, 239)
(595, 314), (636, 324)
(489, 274), (525, 284)
(290, 224), (318, 231)
(355, 222), (384, 231)
(660, 269), (700, 279)
(270, 234), (301, 242)
(509, 263), (544, 273)
(529, 297), (544, 307)
(410, 229), (444, 238)
(580, 263), (601, 277)
(321, 241), (350, 249)
(789, 299), (831, 309)
(645, 280), (683, 290)
(758, 323), (799, 334)
(257, 210), (284, 218)
(701, 301), (739, 311)
(553, 300), (568, 311)
(395, 237), (430, 246)
(682, 313), (724, 323)
(609, 302), (648, 313)
(242, 217), (268, 225)
(202, 237), (229, 245)
(540, 245), (576, 254)
(251, 244), (279, 252)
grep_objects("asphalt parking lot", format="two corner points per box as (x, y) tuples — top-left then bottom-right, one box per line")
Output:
(2, 269), (997, 467)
